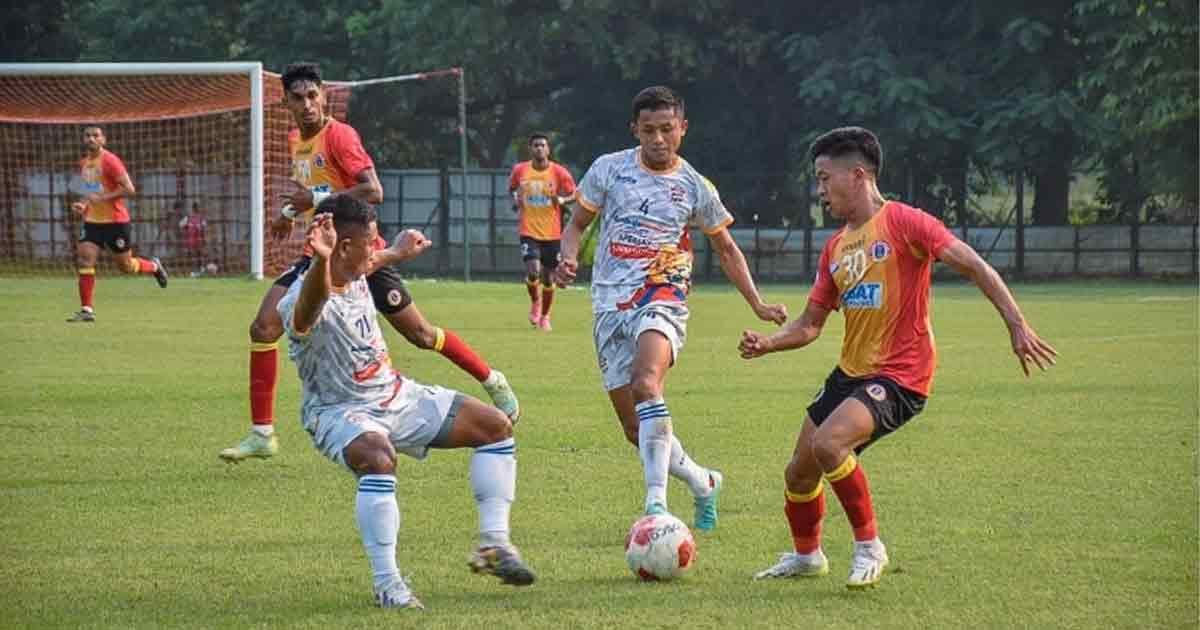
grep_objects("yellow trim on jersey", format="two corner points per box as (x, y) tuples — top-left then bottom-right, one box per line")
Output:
(433, 327), (446, 352)
(702, 216), (734, 235)
(636, 149), (682, 176)
(824, 454), (858, 482)
(577, 195), (600, 214)
(786, 484), (824, 503)
(251, 341), (279, 352)
(78, 267), (96, 276)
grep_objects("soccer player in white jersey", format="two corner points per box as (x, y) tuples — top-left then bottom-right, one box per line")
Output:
(553, 86), (788, 530)
(278, 196), (536, 610)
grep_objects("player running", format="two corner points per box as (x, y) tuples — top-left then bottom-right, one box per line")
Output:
(742, 127), (1057, 588)
(281, 197), (535, 610)
(67, 125), (168, 322)
(220, 62), (519, 462)
(509, 133), (576, 330)
(553, 86), (787, 530)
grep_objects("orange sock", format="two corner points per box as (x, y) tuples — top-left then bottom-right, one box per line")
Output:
(826, 454), (878, 541)
(137, 257), (157, 274)
(784, 485), (825, 553)
(541, 286), (555, 316)
(78, 268), (95, 309)
(433, 327), (491, 382)
(249, 342), (278, 426)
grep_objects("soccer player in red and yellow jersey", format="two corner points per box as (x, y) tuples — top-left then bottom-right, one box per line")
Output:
(220, 62), (520, 462)
(740, 127), (1057, 589)
(66, 126), (168, 322)
(509, 133), (576, 330)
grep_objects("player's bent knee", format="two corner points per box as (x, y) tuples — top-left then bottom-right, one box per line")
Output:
(810, 434), (852, 471)
(404, 326), (437, 350)
(249, 318), (283, 343)
(344, 433), (396, 475)
(628, 376), (662, 402)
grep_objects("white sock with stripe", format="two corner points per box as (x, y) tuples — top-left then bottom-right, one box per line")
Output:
(636, 398), (673, 510)
(471, 438), (515, 548)
(355, 474), (400, 589)
(669, 436), (711, 497)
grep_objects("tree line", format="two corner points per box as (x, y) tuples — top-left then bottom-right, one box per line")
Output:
(5, 0), (1196, 226)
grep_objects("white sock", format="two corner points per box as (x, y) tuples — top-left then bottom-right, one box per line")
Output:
(635, 398), (672, 510)
(482, 370), (500, 387)
(251, 424), (274, 437)
(471, 438), (515, 548)
(669, 436), (711, 497)
(356, 475), (400, 589)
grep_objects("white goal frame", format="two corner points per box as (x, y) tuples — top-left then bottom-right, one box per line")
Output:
(0, 62), (268, 278)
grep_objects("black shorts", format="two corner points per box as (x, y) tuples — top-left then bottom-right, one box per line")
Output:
(520, 236), (561, 268)
(80, 222), (133, 253)
(272, 256), (413, 315)
(807, 366), (927, 453)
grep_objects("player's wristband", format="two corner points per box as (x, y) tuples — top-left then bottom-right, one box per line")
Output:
(311, 190), (331, 209)
(280, 204), (298, 220)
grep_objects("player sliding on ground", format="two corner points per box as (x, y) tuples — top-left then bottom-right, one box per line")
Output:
(281, 197), (535, 610)
(220, 62), (519, 462)
(554, 86), (787, 531)
(67, 125), (168, 322)
(741, 127), (1058, 589)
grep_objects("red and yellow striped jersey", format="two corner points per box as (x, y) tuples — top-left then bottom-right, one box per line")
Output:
(78, 149), (130, 224)
(809, 201), (957, 396)
(510, 161), (576, 240)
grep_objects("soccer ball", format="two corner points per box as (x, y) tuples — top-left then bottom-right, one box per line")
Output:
(205, 262), (218, 275)
(624, 513), (696, 581)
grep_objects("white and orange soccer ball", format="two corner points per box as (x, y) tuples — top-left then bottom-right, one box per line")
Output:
(624, 513), (696, 581)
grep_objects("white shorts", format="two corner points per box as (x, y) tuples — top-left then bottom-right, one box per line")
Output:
(592, 302), (689, 391)
(303, 378), (463, 470)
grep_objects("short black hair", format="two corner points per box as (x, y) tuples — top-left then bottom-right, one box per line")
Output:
(528, 132), (550, 146)
(808, 127), (883, 176)
(318, 195), (376, 238)
(631, 86), (685, 122)
(281, 62), (322, 92)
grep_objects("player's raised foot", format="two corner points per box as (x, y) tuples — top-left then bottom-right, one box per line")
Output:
(528, 301), (541, 326)
(846, 539), (889, 590)
(374, 577), (424, 610)
(482, 370), (520, 423)
(644, 502), (668, 516)
(218, 430), (279, 462)
(753, 550), (830, 580)
(66, 309), (95, 323)
(468, 545), (536, 586)
(152, 257), (168, 288)
(692, 470), (723, 531)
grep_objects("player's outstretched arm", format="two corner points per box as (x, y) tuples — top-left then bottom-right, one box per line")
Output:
(291, 214), (336, 335)
(708, 228), (787, 325)
(368, 229), (431, 273)
(936, 239), (1058, 376)
(553, 204), (596, 287)
(739, 299), (831, 359)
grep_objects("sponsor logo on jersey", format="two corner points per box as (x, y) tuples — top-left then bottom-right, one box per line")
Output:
(865, 383), (887, 401)
(610, 242), (659, 259)
(314, 153), (326, 169)
(829, 260), (840, 275)
(615, 174), (638, 185)
(842, 282), (883, 309)
(870, 240), (891, 262)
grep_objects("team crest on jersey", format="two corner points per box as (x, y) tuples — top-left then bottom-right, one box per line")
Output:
(870, 240), (891, 262)
(314, 153), (326, 169)
(669, 184), (687, 205)
(865, 383), (887, 401)
(387, 289), (403, 307)
(114, 237), (126, 249)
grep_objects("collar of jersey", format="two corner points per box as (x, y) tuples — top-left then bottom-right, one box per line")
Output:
(636, 148), (682, 176)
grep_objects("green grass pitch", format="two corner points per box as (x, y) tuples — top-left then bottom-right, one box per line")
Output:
(0, 276), (1195, 629)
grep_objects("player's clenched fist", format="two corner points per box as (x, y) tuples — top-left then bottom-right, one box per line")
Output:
(553, 257), (578, 288)
(738, 329), (775, 359)
(391, 229), (432, 262)
(306, 212), (337, 259)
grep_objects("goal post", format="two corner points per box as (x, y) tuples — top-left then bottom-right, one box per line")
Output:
(0, 62), (271, 278)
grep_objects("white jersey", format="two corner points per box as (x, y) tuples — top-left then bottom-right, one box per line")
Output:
(278, 273), (400, 427)
(576, 147), (733, 313)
